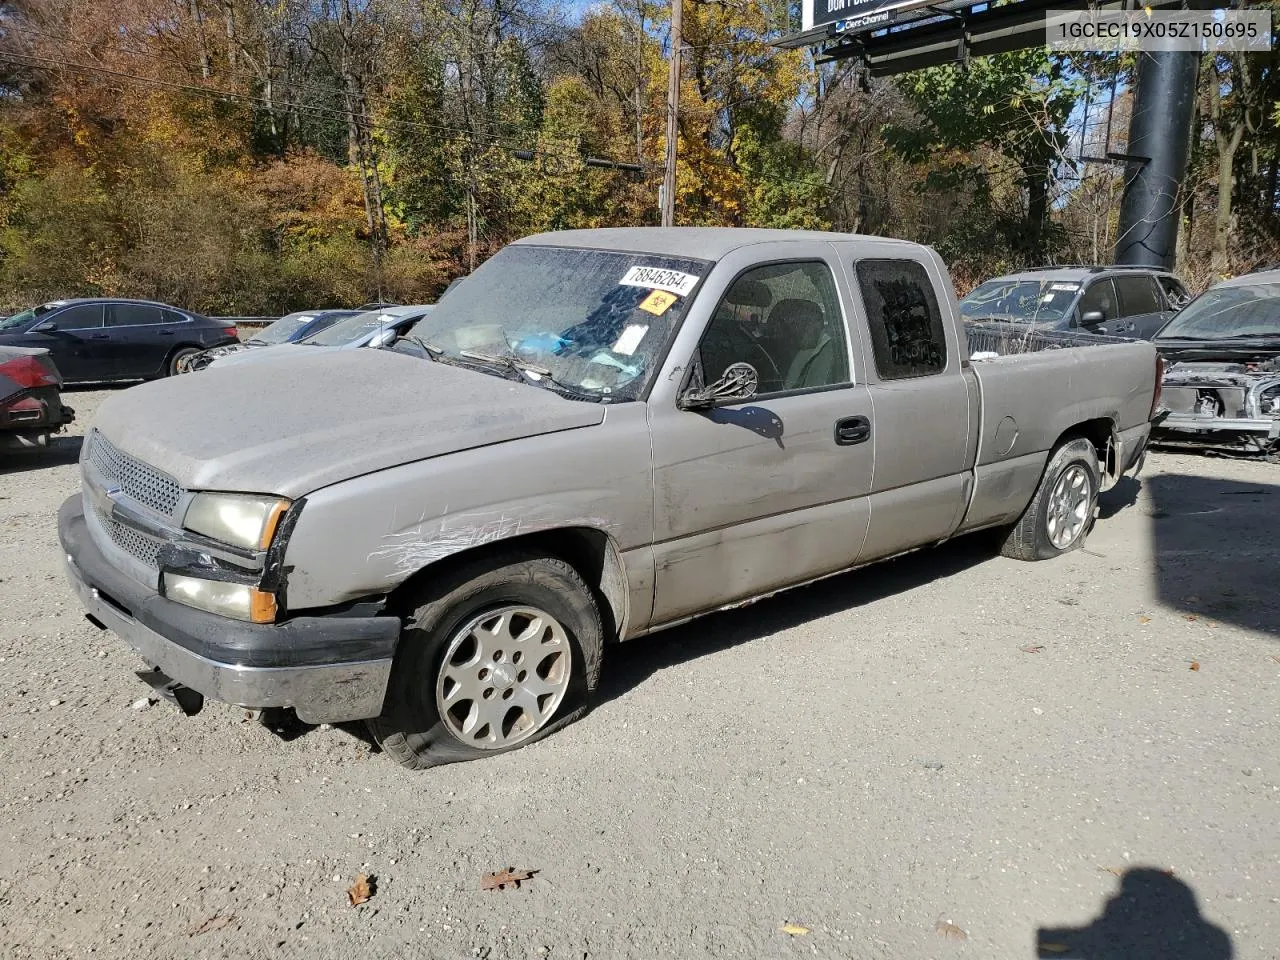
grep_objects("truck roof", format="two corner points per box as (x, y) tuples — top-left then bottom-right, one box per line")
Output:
(514, 227), (922, 260)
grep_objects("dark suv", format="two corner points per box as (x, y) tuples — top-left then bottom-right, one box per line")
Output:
(0, 299), (238, 383)
(959, 266), (1191, 339)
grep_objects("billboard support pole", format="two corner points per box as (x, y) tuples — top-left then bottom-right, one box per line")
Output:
(1113, 49), (1200, 268)
(661, 0), (683, 227)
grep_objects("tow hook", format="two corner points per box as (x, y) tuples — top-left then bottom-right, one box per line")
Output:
(136, 667), (205, 716)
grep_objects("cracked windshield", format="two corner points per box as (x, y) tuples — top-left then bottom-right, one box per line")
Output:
(409, 245), (707, 400)
(959, 278), (1080, 323)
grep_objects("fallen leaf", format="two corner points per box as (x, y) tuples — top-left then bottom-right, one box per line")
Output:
(481, 867), (536, 891)
(935, 920), (967, 941)
(1138, 616), (1151, 624)
(1184, 614), (1198, 622)
(347, 874), (375, 906)
(1040, 943), (1070, 953)
(1269, 655), (1280, 664)
(187, 915), (236, 936)
(1190, 661), (1201, 671)
(780, 922), (809, 936)
(1020, 644), (1045, 654)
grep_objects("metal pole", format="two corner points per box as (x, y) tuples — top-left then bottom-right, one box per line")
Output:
(661, 0), (682, 227)
(1113, 50), (1199, 268)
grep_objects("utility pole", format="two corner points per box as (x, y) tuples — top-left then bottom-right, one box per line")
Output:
(661, 0), (682, 227)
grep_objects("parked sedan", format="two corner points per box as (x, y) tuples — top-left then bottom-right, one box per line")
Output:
(180, 308), (361, 373)
(0, 299), (238, 383)
(207, 305), (434, 371)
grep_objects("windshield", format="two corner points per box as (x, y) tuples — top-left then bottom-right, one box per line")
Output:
(410, 245), (708, 401)
(1157, 282), (1280, 339)
(959, 279), (1080, 323)
(301, 309), (407, 347)
(0, 302), (61, 331)
(254, 312), (319, 345)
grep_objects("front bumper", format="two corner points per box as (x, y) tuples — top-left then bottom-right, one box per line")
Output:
(58, 495), (399, 723)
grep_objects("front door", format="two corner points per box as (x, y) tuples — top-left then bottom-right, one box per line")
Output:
(649, 255), (875, 625)
(30, 303), (107, 381)
(105, 303), (173, 379)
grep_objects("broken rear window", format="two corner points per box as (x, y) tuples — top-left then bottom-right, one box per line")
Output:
(412, 245), (710, 401)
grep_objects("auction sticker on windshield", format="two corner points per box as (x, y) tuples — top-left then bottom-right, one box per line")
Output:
(612, 323), (650, 356)
(638, 290), (678, 316)
(619, 266), (699, 297)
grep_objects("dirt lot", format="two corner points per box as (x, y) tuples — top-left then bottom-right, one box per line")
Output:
(2, 388), (1277, 960)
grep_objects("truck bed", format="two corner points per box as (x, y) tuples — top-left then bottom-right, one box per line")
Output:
(965, 320), (1133, 358)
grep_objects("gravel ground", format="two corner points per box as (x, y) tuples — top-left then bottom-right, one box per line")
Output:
(2, 387), (1277, 960)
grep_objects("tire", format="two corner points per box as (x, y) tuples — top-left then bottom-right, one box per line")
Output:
(168, 347), (202, 377)
(368, 548), (604, 770)
(1000, 437), (1101, 561)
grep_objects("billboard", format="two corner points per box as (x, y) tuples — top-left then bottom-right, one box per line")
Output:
(802, 0), (938, 34)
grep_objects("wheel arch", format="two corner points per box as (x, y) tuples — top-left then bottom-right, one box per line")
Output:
(385, 525), (630, 643)
(1054, 416), (1120, 490)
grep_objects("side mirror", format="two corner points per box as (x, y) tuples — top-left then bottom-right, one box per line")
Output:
(678, 362), (759, 410)
(33, 320), (58, 332)
(1079, 310), (1106, 327)
(369, 329), (397, 348)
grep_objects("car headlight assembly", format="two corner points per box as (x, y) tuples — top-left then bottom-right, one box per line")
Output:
(163, 573), (277, 623)
(183, 493), (290, 551)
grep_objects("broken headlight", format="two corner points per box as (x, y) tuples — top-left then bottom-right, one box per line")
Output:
(183, 493), (290, 551)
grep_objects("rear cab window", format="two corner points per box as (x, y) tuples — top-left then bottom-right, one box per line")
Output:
(854, 259), (948, 380)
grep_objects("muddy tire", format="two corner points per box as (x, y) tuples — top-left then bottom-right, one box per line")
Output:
(1000, 437), (1101, 561)
(368, 548), (603, 770)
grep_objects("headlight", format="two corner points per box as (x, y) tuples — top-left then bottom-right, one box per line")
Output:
(163, 573), (278, 622)
(184, 493), (290, 550)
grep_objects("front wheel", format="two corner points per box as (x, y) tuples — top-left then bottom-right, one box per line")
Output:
(1000, 437), (1100, 561)
(369, 549), (603, 770)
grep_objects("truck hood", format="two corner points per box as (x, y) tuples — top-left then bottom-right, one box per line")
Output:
(210, 342), (311, 369)
(91, 348), (606, 497)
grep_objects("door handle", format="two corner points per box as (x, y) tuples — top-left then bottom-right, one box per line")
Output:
(159, 330), (174, 336)
(88, 334), (109, 340)
(834, 415), (871, 446)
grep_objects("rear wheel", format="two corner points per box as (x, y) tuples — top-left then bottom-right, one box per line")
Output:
(168, 347), (201, 376)
(369, 548), (603, 770)
(1000, 437), (1100, 561)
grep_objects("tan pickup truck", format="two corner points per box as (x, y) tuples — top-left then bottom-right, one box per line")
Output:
(58, 228), (1161, 769)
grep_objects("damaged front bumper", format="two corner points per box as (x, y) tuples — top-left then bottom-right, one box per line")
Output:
(57, 495), (400, 723)
(1152, 361), (1280, 453)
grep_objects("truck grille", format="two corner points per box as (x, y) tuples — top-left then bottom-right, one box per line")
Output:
(94, 504), (163, 568)
(87, 431), (183, 519)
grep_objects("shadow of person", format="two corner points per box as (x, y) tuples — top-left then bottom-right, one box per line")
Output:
(1036, 868), (1232, 959)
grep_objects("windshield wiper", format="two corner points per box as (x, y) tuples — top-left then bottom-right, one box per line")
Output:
(458, 349), (605, 402)
(1220, 332), (1280, 339)
(245, 338), (268, 346)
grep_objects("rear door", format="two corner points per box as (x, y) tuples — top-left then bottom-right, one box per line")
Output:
(848, 255), (976, 561)
(29, 303), (106, 381)
(648, 244), (875, 624)
(1111, 273), (1171, 339)
(104, 303), (172, 378)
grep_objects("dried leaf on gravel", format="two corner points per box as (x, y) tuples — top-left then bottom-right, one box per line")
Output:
(1184, 614), (1198, 622)
(1020, 644), (1045, 654)
(347, 874), (375, 906)
(1098, 866), (1123, 877)
(780, 922), (809, 936)
(1138, 616), (1151, 624)
(935, 920), (967, 941)
(1268, 655), (1280, 664)
(1190, 661), (1201, 671)
(481, 868), (536, 891)
(187, 915), (236, 936)
(1039, 943), (1070, 953)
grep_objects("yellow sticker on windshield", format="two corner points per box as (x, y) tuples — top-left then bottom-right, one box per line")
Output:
(638, 289), (678, 316)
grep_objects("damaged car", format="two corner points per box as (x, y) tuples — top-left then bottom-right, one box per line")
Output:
(0, 345), (75, 450)
(1152, 270), (1280, 454)
(58, 228), (1161, 769)
(179, 308), (362, 373)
